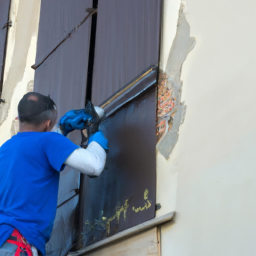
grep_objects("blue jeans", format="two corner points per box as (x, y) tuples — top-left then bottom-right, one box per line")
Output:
(0, 242), (39, 256)
(0, 242), (17, 255)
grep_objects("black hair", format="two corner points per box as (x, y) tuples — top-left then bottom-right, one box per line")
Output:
(18, 92), (57, 126)
(19, 109), (57, 126)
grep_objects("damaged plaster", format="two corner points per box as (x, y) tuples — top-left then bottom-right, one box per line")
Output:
(0, 0), (40, 145)
(156, 4), (195, 159)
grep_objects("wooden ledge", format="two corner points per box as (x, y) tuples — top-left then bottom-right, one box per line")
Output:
(68, 211), (175, 256)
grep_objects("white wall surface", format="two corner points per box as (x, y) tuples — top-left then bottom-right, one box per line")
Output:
(2, 0), (255, 255)
(0, 0), (40, 145)
(158, 0), (256, 255)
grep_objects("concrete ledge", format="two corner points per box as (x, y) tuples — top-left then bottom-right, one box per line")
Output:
(68, 211), (175, 256)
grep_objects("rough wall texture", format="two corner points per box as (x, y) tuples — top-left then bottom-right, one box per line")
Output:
(156, 6), (195, 159)
(156, 0), (256, 255)
(0, 0), (40, 145)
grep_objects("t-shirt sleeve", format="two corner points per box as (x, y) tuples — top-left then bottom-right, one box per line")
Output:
(43, 132), (79, 172)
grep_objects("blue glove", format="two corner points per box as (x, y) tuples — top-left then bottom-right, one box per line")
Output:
(89, 131), (109, 151)
(59, 109), (92, 136)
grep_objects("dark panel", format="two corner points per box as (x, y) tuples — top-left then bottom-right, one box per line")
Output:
(0, 0), (11, 93)
(34, 2), (93, 254)
(34, 17), (91, 123)
(77, 87), (156, 248)
(46, 195), (79, 256)
(57, 165), (79, 206)
(35, 0), (92, 65)
(34, 4), (92, 206)
(91, 0), (161, 106)
(102, 67), (158, 117)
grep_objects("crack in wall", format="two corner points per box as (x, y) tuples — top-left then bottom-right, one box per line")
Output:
(156, 4), (195, 159)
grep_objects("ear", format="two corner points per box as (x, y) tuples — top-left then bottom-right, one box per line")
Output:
(44, 119), (52, 132)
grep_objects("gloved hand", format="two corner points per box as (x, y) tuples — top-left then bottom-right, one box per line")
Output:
(88, 130), (109, 151)
(58, 109), (92, 136)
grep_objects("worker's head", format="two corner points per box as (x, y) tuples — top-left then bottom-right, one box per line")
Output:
(18, 92), (57, 132)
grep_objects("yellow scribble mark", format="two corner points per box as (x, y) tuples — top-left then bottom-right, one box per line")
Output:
(144, 189), (149, 200)
(84, 220), (95, 231)
(104, 199), (129, 234)
(132, 189), (152, 213)
(84, 199), (129, 235)
(132, 200), (152, 212)
(84, 189), (152, 236)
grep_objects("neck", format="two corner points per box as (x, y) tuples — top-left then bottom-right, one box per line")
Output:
(19, 123), (46, 133)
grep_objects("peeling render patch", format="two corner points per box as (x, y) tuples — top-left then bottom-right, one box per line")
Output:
(0, 0), (40, 125)
(156, 5), (195, 159)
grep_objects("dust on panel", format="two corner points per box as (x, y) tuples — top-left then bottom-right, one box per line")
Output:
(91, 0), (161, 106)
(0, 0), (11, 92)
(78, 87), (156, 248)
(35, 0), (92, 64)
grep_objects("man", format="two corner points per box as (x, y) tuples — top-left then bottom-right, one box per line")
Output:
(0, 92), (108, 256)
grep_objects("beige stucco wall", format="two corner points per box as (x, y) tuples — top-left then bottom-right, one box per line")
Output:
(2, 0), (256, 255)
(0, 0), (40, 145)
(157, 0), (256, 255)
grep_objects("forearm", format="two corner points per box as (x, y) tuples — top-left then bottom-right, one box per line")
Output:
(64, 142), (107, 176)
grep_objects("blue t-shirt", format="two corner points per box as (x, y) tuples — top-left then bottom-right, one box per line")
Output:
(0, 132), (78, 255)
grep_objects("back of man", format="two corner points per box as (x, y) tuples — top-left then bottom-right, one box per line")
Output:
(0, 131), (78, 255)
(0, 92), (108, 256)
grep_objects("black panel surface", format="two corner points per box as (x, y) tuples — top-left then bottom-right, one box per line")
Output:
(34, 25), (91, 121)
(77, 87), (156, 248)
(91, 0), (161, 106)
(34, 2), (93, 255)
(36, 0), (92, 64)
(0, 0), (11, 92)
(46, 195), (79, 256)
(34, 1), (92, 206)
(103, 68), (158, 117)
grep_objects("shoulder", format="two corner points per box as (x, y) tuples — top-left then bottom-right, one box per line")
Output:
(42, 132), (73, 143)
(0, 135), (18, 149)
(0, 138), (10, 150)
(42, 132), (79, 171)
(43, 132), (65, 139)
(42, 132), (79, 148)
